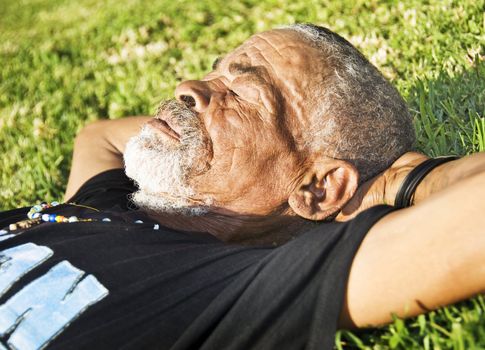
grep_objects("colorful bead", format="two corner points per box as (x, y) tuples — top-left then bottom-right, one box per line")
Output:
(9, 224), (18, 231)
(19, 200), (154, 232)
(28, 205), (41, 219)
(28, 201), (61, 220)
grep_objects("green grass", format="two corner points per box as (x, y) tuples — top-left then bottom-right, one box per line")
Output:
(1, 0), (484, 348)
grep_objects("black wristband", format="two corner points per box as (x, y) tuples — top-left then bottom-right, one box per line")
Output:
(394, 156), (460, 209)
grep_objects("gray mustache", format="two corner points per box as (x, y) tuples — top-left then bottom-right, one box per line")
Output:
(156, 99), (196, 120)
(155, 99), (204, 144)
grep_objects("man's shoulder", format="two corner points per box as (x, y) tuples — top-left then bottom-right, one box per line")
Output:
(66, 168), (137, 211)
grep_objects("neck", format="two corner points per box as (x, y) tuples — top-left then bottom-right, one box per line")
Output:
(147, 206), (313, 246)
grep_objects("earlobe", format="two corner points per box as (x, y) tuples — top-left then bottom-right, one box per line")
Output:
(288, 159), (359, 221)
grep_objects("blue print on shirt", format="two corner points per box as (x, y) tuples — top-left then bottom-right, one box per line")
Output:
(0, 244), (53, 297)
(0, 243), (109, 350)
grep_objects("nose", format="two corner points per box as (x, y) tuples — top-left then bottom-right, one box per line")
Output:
(175, 80), (212, 113)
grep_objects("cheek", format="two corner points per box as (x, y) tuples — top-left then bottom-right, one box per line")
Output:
(193, 100), (293, 208)
(206, 101), (261, 148)
(206, 107), (289, 177)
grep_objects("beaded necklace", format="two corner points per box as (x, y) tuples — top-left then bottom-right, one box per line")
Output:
(1, 201), (160, 235)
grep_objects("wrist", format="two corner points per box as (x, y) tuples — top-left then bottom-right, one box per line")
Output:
(383, 152), (430, 206)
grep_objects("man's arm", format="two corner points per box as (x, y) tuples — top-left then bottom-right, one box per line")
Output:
(340, 153), (485, 328)
(64, 116), (151, 200)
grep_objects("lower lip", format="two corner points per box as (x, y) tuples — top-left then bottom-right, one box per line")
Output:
(147, 119), (180, 142)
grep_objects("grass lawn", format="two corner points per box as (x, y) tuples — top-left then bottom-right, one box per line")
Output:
(1, 0), (484, 348)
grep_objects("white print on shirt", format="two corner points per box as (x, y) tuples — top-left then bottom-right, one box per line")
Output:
(0, 243), (109, 350)
(0, 244), (53, 296)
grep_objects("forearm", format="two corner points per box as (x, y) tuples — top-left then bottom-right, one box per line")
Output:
(64, 116), (151, 200)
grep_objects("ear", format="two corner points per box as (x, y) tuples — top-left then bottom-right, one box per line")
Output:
(288, 158), (359, 220)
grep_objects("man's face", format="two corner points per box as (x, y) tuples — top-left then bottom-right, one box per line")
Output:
(126, 29), (325, 216)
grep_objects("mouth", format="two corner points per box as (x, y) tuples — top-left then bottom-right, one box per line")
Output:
(147, 117), (181, 141)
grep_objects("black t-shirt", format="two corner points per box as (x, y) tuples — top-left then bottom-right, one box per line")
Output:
(0, 169), (395, 350)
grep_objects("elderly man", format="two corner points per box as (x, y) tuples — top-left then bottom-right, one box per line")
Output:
(0, 24), (484, 350)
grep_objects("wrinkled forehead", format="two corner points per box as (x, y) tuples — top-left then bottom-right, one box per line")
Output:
(226, 29), (321, 81)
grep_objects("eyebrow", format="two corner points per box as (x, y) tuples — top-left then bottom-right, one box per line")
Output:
(228, 62), (260, 75)
(212, 57), (222, 70)
(228, 62), (268, 88)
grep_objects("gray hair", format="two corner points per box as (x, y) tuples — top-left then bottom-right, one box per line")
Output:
(287, 24), (415, 181)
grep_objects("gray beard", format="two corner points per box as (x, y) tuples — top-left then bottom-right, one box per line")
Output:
(123, 100), (212, 215)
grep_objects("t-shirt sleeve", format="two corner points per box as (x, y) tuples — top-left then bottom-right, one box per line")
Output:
(172, 205), (396, 350)
(66, 168), (137, 211)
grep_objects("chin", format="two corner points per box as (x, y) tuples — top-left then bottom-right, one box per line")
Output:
(124, 125), (213, 215)
(130, 190), (210, 216)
